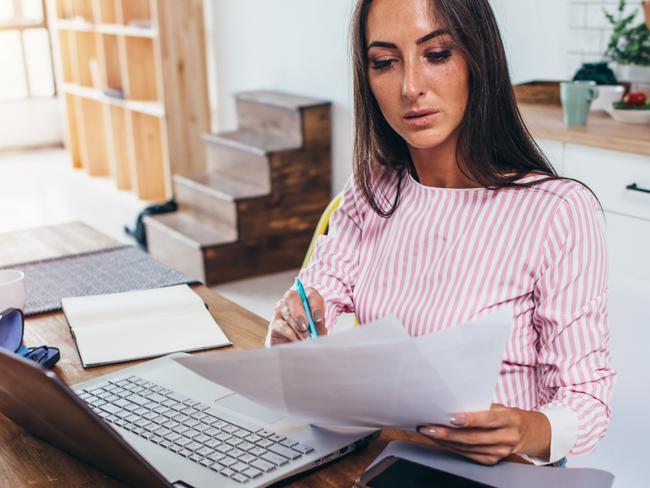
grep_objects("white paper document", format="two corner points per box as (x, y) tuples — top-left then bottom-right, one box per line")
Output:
(175, 306), (513, 429)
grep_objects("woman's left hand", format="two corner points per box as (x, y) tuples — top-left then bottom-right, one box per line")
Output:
(417, 403), (551, 465)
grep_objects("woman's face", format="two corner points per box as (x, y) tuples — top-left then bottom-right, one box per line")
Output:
(366, 0), (469, 151)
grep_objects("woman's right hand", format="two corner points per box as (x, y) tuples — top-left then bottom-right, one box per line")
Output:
(266, 287), (327, 346)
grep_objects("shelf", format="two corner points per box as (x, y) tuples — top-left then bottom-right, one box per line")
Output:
(57, 30), (76, 84)
(124, 37), (158, 101)
(79, 98), (110, 176)
(106, 105), (131, 190)
(98, 23), (156, 38)
(64, 94), (83, 168)
(130, 112), (168, 200)
(101, 34), (122, 91)
(121, 0), (152, 26)
(56, 19), (156, 38)
(56, 18), (94, 32)
(62, 83), (164, 117)
(55, 0), (210, 202)
(72, 31), (98, 88)
(72, 0), (93, 21)
(95, 0), (118, 24)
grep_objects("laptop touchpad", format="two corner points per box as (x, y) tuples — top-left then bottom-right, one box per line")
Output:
(214, 393), (284, 424)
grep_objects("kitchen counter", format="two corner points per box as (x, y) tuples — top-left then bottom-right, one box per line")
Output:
(519, 103), (650, 157)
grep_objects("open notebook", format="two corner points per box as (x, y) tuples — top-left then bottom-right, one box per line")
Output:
(62, 284), (231, 368)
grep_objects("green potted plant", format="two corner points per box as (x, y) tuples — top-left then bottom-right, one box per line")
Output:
(604, 0), (650, 82)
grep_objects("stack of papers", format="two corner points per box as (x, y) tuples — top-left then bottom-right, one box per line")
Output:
(176, 306), (513, 429)
(62, 284), (231, 367)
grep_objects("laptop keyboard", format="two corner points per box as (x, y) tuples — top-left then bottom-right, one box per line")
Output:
(78, 375), (314, 484)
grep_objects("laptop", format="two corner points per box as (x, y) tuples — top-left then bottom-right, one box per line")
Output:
(0, 349), (378, 487)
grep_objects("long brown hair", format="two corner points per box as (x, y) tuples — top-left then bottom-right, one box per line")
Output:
(351, 0), (603, 218)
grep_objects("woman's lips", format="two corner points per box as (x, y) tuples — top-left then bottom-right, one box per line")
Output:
(403, 109), (440, 128)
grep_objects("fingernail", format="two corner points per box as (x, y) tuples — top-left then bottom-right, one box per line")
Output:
(450, 415), (467, 426)
(297, 316), (308, 332)
(313, 310), (323, 322)
(417, 425), (437, 437)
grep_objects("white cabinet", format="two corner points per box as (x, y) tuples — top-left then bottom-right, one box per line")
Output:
(536, 138), (650, 280)
(563, 144), (650, 222)
(600, 212), (650, 279)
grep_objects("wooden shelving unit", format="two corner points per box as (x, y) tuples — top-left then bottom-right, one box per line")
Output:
(53, 0), (210, 201)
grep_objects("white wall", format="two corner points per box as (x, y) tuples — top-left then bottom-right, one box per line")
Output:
(490, 0), (570, 84)
(567, 0), (644, 80)
(211, 0), (356, 193)
(0, 98), (63, 151)
(210, 0), (571, 194)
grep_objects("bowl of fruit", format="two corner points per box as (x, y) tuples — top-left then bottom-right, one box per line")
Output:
(606, 91), (650, 124)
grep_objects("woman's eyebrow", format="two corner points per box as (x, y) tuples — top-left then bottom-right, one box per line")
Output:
(415, 28), (450, 45)
(367, 28), (450, 50)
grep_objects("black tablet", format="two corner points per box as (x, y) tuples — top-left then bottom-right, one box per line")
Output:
(355, 455), (496, 488)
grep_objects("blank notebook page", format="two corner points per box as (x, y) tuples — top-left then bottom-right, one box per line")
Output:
(62, 284), (231, 367)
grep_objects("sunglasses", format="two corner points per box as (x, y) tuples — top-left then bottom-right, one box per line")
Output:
(0, 308), (60, 369)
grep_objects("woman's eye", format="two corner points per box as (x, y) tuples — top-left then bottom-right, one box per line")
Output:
(425, 50), (452, 63)
(370, 59), (394, 71)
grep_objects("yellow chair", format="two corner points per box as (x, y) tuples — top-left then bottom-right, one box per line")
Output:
(301, 193), (343, 269)
(301, 193), (358, 327)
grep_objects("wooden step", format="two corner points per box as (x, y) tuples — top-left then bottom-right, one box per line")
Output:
(235, 90), (331, 149)
(175, 172), (269, 201)
(202, 232), (313, 285)
(175, 170), (328, 244)
(144, 211), (238, 283)
(237, 90), (330, 110)
(144, 209), (312, 285)
(145, 211), (237, 248)
(203, 130), (288, 192)
(205, 128), (299, 155)
(173, 172), (268, 230)
(235, 189), (330, 243)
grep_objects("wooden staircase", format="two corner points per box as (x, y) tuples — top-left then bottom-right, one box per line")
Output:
(144, 90), (332, 285)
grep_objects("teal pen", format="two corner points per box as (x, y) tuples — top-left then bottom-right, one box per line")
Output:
(295, 278), (318, 338)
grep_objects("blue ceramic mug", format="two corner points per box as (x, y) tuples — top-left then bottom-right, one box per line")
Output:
(560, 81), (599, 125)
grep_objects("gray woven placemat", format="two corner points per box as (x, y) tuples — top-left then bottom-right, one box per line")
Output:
(0, 245), (201, 316)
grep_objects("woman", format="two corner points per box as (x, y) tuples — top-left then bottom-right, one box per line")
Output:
(266, 0), (615, 467)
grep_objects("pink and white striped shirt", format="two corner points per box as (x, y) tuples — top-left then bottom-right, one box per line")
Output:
(297, 170), (615, 460)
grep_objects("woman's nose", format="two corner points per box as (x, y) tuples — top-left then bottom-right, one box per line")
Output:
(402, 61), (425, 101)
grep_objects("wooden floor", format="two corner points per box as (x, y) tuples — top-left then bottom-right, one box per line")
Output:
(0, 148), (144, 242)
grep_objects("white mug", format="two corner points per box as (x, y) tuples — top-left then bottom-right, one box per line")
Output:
(0, 270), (26, 312)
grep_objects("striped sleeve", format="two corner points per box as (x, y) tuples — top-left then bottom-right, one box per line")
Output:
(532, 185), (616, 456)
(296, 175), (368, 331)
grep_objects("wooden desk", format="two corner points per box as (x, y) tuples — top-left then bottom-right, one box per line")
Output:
(0, 222), (418, 487)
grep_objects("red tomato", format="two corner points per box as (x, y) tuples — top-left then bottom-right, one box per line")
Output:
(623, 92), (647, 106)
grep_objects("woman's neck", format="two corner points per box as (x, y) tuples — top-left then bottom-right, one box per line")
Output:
(408, 131), (481, 189)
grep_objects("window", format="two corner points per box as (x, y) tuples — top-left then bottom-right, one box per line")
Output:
(0, 0), (55, 100)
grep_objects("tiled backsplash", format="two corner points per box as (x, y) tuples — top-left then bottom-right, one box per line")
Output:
(567, 0), (644, 78)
